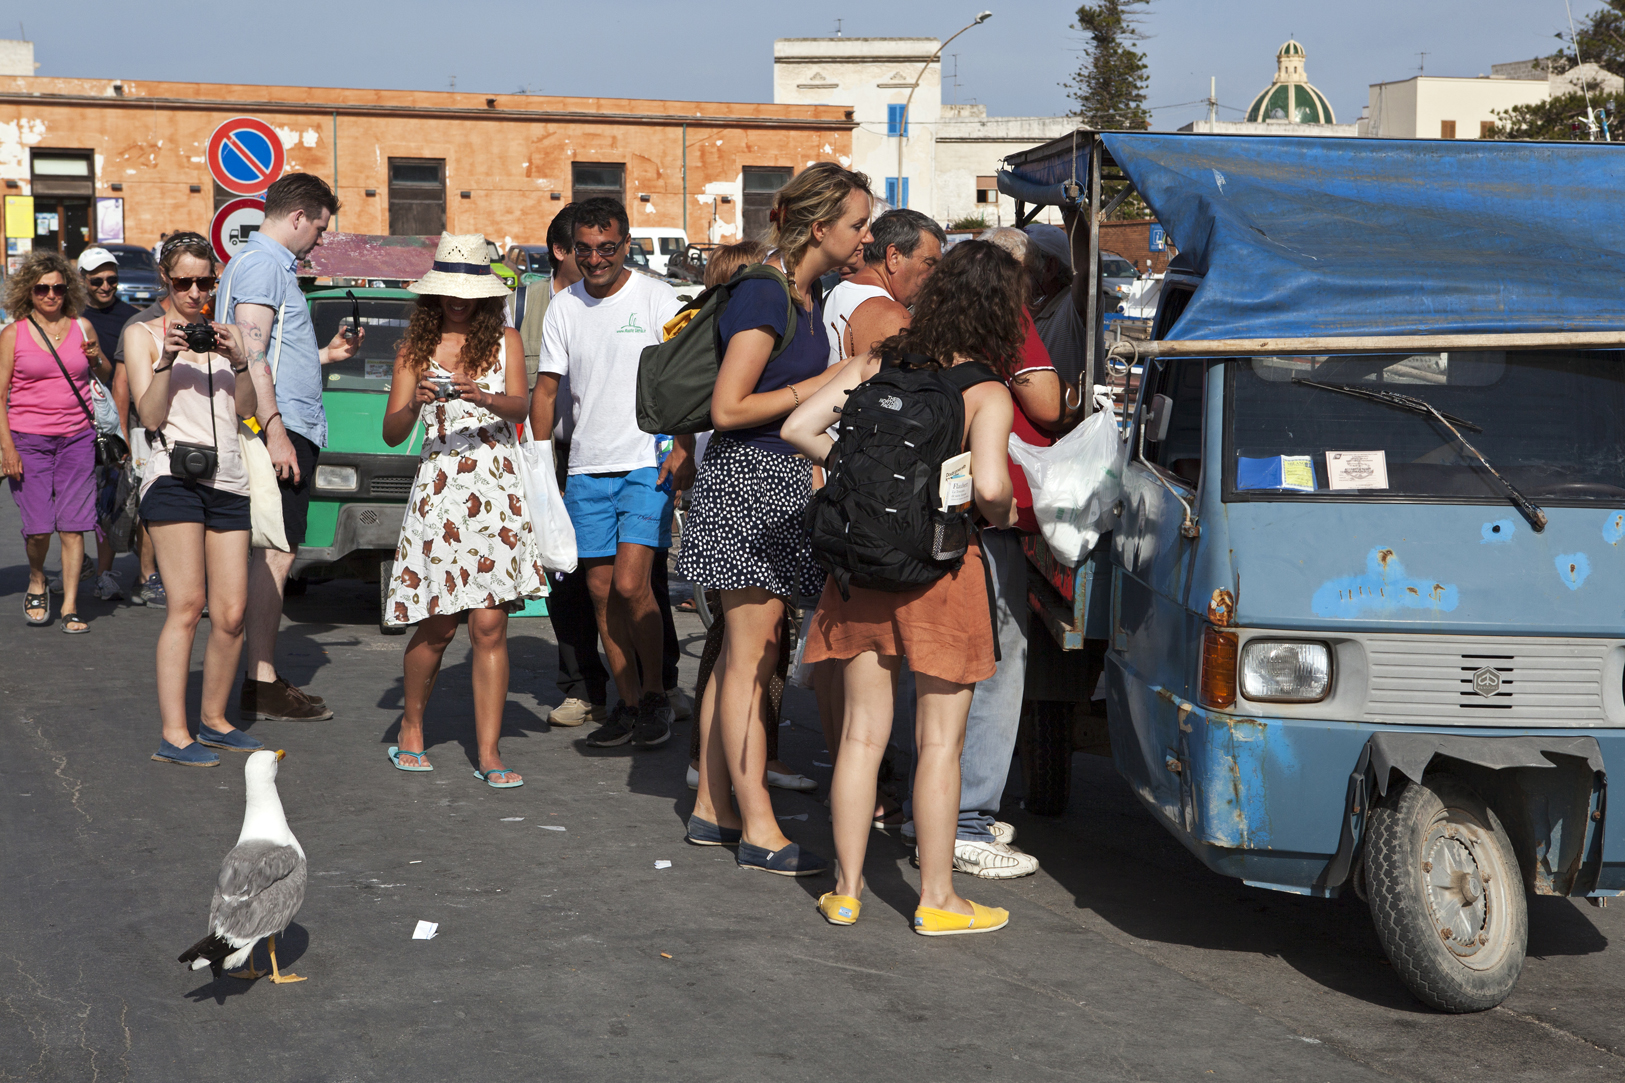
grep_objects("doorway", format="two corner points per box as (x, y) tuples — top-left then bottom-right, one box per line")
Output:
(742, 167), (794, 243)
(30, 151), (96, 260)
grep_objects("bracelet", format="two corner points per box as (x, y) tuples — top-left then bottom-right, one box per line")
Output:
(231, 364), (249, 374)
(789, 383), (801, 407)
(152, 362), (173, 374)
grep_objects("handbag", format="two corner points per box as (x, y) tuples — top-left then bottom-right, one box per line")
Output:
(516, 432), (577, 573)
(238, 418), (289, 552)
(28, 316), (128, 467)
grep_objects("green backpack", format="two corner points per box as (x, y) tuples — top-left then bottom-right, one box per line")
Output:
(635, 263), (802, 435)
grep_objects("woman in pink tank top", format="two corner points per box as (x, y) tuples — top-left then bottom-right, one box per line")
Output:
(0, 250), (110, 633)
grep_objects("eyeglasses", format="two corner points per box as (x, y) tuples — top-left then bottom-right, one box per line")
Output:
(31, 283), (67, 298)
(85, 274), (119, 288)
(571, 239), (626, 260)
(169, 276), (218, 294)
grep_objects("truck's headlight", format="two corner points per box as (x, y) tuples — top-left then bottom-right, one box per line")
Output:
(314, 465), (358, 492)
(1239, 640), (1331, 702)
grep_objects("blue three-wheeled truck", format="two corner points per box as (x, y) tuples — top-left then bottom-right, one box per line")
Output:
(1000, 131), (1625, 1012)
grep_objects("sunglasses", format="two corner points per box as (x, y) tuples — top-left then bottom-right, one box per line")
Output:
(169, 276), (218, 294)
(85, 274), (119, 288)
(31, 283), (67, 298)
(572, 239), (626, 260)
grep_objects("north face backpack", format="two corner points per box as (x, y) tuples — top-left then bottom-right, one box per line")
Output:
(806, 353), (1001, 598)
(635, 263), (806, 436)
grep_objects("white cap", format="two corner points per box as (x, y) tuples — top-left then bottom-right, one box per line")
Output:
(77, 247), (118, 273)
(1021, 224), (1071, 270)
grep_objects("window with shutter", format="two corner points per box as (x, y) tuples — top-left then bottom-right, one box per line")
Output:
(1440, 120), (1457, 139)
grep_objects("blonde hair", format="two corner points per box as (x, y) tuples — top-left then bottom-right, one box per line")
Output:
(765, 162), (871, 304)
(703, 240), (767, 290)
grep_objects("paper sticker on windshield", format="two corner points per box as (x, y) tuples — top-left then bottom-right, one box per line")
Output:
(364, 361), (392, 381)
(1236, 455), (1316, 492)
(1326, 450), (1389, 490)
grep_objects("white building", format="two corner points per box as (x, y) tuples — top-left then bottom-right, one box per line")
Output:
(1180, 40), (1358, 137)
(1359, 61), (1622, 139)
(773, 37), (1071, 225)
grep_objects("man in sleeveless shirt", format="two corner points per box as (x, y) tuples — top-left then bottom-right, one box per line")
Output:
(821, 210), (944, 368)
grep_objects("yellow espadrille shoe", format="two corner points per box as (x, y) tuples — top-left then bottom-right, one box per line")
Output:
(817, 892), (862, 926)
(912, 899), (1009, 936)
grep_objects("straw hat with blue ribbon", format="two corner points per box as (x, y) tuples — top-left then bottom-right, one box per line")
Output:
(408, 233), (512, 299)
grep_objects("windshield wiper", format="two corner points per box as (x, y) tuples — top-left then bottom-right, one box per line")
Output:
(1290, 377), (1547, 532)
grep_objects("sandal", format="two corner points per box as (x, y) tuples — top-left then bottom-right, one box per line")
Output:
(474, 766), (523, 788)
(24, 592), (48, 626)
(388, 746), (434, 772)
(60, 612), (89, 635)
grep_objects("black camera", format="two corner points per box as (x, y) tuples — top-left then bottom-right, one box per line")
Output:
(181, 323), (217, 353)
(169, 441), (219, 482)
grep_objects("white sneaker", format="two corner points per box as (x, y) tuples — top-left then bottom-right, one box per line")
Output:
(952, 838), (1040, 879)
(991, 821), (1017, 845)
(686, 763), (700, 789)
(93, 572), (123, 601)
(766, 769), (817, 792)
(548, 697), (606, 727)
(667, 687), (694, 720)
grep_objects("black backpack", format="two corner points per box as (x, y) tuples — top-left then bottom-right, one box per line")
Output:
(806, 353), (1001, 599)
(635, 263), (810, 435)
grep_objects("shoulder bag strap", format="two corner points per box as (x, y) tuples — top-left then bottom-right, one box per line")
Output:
(26, 316), (96, 429)
(217, 250), (287, 380)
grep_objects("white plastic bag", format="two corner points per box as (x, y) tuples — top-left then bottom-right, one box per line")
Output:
(1008, 407), (1127, 567)
(518, 435), (577, 573)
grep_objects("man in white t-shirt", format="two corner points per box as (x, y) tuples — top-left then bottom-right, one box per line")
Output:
(822, 209), (944, 368)
(529, 198), (693, 750)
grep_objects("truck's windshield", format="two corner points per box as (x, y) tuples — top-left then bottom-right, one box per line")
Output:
(1225, 350), (1625, 505)
(311, 296), (419, 392)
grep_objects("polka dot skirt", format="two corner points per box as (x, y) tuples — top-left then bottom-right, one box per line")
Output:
(676, 435), (826, 600)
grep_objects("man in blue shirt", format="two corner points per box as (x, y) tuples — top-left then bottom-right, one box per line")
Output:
(219, 173), (362, 721)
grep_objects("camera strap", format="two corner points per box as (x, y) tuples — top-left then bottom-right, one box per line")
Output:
(27, 315), (98, 432)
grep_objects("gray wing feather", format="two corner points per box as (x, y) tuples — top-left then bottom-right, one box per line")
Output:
(209, 842), (306, 943)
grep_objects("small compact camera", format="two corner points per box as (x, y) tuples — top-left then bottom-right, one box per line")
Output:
(180, 323), (218, 353)
(430, 376), (461, 401)
(169, 441), (219, 482)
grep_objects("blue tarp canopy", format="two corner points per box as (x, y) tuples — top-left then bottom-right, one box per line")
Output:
(1016, 132), (1625, 340)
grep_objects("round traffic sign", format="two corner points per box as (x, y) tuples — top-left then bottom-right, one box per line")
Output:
(206, 117), (285, 196)
(211, 198), (265, 263)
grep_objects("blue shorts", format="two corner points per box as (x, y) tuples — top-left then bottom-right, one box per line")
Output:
(563, 467), (673, 559)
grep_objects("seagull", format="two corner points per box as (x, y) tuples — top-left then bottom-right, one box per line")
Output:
(177, 749), (307, 984)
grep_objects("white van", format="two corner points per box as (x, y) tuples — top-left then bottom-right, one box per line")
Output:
(631, 228), (689, 276)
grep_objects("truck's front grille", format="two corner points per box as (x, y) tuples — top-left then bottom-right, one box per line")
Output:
(369, 476), (414, 499)
(1365, 635), (1613, 725)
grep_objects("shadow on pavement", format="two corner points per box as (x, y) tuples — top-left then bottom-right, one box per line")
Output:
(182, 922), (310, 1004)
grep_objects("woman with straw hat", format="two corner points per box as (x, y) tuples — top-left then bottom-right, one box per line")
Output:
(381, 233), (545, 788)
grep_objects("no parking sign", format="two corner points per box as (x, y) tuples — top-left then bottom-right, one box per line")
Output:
(207, 117), (285, 196)
(211, 198), (265, 263)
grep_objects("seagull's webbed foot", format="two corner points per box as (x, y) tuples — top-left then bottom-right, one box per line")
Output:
(226, 964), (267, 981)
(267, 934), (306, 985)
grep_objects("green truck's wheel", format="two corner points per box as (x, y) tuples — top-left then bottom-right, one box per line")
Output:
(1365, 772), (1527, 1012)
(1019, 700), (1073, 816)
(379, 560), (408, 636)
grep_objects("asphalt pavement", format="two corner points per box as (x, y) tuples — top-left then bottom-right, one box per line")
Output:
(5, 491), (1625, 1082)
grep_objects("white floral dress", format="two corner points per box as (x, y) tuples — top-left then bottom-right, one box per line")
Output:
(386, 343), (548, 622)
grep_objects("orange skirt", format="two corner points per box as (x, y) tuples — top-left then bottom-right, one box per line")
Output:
(803, 540), (996, 686)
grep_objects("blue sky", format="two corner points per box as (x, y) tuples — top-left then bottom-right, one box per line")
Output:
(21, 0), (1607, 129)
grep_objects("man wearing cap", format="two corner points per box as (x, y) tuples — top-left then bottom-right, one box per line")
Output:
(221, 173), (363, 722)
(1024, 221), (1105, 392)
(77, 247), (140, 601)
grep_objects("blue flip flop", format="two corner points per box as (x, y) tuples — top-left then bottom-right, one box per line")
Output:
(474, 766), (523, 789)
(388, 746), (434, 772)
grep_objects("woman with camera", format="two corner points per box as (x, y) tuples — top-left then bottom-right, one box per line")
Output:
(0, 250), (112, 633)
(124, 232), (260, 768)
(380, 234), (545, 787)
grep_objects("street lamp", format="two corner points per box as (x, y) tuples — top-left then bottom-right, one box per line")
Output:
(894, 10), (992, 210)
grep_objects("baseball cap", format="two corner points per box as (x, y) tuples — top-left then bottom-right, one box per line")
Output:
(1021, 224), (1072, 270)
(77, 247), (119, 273)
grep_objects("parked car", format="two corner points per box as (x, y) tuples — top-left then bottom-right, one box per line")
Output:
(504, 244), (552, 281)
(1100, 250), (1139, 302)
(666, 243), (716, 284)
(101, 243), (165, 306)
(631, 228), (689, 275)
(484, 240), (517, 290)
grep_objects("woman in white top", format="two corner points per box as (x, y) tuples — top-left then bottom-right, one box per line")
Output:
(124, 232), (259, 768)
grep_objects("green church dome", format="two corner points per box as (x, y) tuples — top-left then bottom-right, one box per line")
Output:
(1244, 40), (1337, 125)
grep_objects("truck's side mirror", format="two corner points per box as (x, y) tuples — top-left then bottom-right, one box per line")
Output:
(1146, 393), (1174, 444)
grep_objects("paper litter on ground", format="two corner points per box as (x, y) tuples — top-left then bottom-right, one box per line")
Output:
(408, 860), (422, 864)
(500, 817), (524, 821)
(654, 860), (672, 870)
(412, 920), (439, 940)
(539, 825), (567, 831)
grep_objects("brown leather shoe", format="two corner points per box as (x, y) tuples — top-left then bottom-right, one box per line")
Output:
(240, 676), (335, 721)
(275, 674), (324, 706)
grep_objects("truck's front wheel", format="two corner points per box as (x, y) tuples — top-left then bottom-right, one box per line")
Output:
(1365, 772), (1527, 1013)
(1018, 700), (1073, 816)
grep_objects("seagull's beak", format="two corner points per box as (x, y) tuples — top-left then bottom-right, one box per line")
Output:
(275, 750), (286, 761)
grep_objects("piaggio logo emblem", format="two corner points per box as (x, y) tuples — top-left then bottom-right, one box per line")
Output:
(1472, 666), (1503, 698)
(879, 395), (903, 411)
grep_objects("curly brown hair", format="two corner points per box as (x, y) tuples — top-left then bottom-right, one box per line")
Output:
(4, 250), (87, 322)
(875, 241), (1026, 380)
(399, 295), (507, 380)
